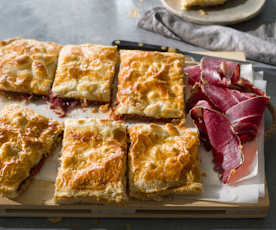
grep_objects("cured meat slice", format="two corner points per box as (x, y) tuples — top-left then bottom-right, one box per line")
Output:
(201, 65), (223, 86)
(185, 57), (262, 98)
(232, 122), (258, 143)
(228, 138), (258, 184)
(234, 78), (265, 96)
(225, 96), (269, 142)
(221, 61), (240, 84)
(184, 65), (201, 85)
(197, 85), (267, 140)
(225, 96), (269, 127)
(186, 85), (208, 112)
(190, 100), (243, 183)
(230, 90), (256, 102)
(202, 84), (239, 113)
(185, 56), (269, 184)
(201, 57), (240, 86)
(190, 100), (212, 150)
(189, 84), (256, 113)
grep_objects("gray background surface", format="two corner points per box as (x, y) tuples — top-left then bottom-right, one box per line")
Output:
(0, 0), (275, 229)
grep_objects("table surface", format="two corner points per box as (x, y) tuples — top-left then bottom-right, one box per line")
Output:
(0, 0), (275, 229)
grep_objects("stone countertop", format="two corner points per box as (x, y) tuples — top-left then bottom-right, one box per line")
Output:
(0, 0), (275, 229)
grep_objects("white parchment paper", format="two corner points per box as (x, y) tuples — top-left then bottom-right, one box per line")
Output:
(0, 64), (266, 203)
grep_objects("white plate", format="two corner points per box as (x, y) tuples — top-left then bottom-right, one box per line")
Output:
(161, 0), (266, 25)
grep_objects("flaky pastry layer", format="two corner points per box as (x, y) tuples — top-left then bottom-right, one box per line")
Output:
(128, 123), (202, 200)
(0, 104), (63, 198)
(115, 50), (186, 119)
(0, 37), (61, 95)
(54, 119), (128, 204)
(52, 44), (118, 102)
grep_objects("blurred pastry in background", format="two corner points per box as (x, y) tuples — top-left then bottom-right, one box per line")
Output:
(181, 0), (227, 9)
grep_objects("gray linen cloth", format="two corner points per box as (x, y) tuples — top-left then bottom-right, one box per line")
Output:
(138, 7), (276, 66)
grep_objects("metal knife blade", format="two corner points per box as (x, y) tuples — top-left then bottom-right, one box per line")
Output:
(112, 40), (275, 72)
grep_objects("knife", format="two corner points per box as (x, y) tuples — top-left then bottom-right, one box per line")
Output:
(112, 40), (276, 72)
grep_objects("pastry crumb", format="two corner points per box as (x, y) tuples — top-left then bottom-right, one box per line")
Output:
(81, 98), (88, 107)
(109, 109), (120, 121)
(171, 119), (186, 127)
(199, 9), (207, 15)
(48, 217), (63, 223)
(168, 47), (177, 53)
(128, 9), (139, 18)
(99, 104), (109, 113)
(91, 107), (98, 113)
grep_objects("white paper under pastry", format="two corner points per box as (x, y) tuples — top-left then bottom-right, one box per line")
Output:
(254, 71), (266, 198)
(32, 66), (268, 203)
(241, 64), (253, 82)
(36, 151), (59, 182)
(199, 184), (259, 203)
(0, 64), (266, 204)
(34, 65), (268, 203)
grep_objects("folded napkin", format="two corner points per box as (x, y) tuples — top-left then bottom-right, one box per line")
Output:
(138, 7), (276, 66)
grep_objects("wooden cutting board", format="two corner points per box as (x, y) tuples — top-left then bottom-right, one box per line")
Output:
(0, 52), (269, 218)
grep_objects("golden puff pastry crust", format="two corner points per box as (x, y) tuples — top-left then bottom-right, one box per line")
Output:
(54, 119), (128, 204)
(52, 44), (118, 102)
(181, 0), (226, 9)
(115, 50), (186, 120)
(128, 123), (202, 200)
(0, 104), (63, 198)
(0, 37), (61, 96)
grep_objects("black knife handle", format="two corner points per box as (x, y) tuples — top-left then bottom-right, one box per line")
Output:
(112, 40), (180, 53)
(111, 40), (256, 65)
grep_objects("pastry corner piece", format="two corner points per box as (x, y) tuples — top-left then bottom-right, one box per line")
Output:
(0, 104), (63, 198)
(181, 0), (226, 9)
(128, 123), (202, 200)
(0, 37), (61, 96)
(114, 50), (185, 121)
(51, 44), (118, 103)
(54, 119), (128, 204)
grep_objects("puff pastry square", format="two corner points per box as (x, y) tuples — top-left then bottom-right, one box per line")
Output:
(52, 44), (118, 102)
(0, 104), (63, 198)
(181, 0), (226, 9)
(115, 50), (185, 120)
(128, 123), (202, 200)
(54, 119), (128, 204)
(0, 37), (61, 96)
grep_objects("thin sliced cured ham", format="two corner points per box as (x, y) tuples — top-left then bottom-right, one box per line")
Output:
(228, 138), (258, 184)
(226, 96), (269, 127)
(225, 96), (269, 142)
(183, 57), (262, 96)
(230, 90), (256, 102)
(234, 78), (265, 96)
(188, 84), (261, 114)
(191, 100), (243, 183)
(185, 56), (269, 184)
(202, 84), (239, 113)
(186, 85), (208, 112)
(184, 65), (201, 85)
(201, 57), (240, 86)
(190, 100), (212, 150)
